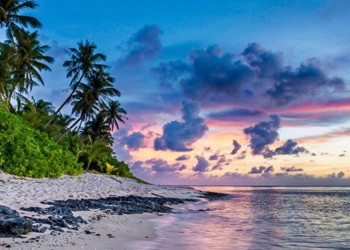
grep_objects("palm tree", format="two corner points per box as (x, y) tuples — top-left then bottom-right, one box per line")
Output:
(56, 68), (119, 142)
(0, 29), (52, 110)
(80, 112), (113, 145)
(85, 68), (120, 106)
(12, 29), (53, 93)
(84, 137), (112, 170)
(104, 100), (126, 131)
(56, 85), (98, 143)
(0, 0), (42, 40)
(45, 40), (107, 128)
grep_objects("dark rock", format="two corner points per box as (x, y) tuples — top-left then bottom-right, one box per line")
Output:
(0, 205), (32, 235)
(19, 195), (199, 234)
(200, 191), (231, 200)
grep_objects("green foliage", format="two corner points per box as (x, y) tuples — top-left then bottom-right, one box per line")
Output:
(98, 156), (133, 178)
(0, 108), (83, 178)
(0, 1), (142, 182)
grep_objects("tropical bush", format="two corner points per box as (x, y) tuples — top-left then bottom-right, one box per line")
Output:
(0, 108), (83, 178)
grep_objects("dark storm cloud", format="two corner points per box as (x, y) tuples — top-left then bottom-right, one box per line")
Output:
(267, 60), (345, 105)
(208, 109), (265, 121)
(152, 43), (346, 111)
(242, 43), (284, 78)
(249, 165), (274, 174)
(193, 156), (210, 172)
(281, 166), (304, 172)
(154, 101), (208, 152)
(175, 155), (191, 161)
(152, 60), (192, 89)
(243, 114), (281, 155)
(121, 24), (163, 65)
(181, 46), (254, 101)
(231, 140), (241, 155)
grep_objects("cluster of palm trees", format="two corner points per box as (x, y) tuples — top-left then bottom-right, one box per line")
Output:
(0, 0), (127, 172)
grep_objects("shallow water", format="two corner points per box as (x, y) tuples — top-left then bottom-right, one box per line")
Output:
(133, 186), (350, 249)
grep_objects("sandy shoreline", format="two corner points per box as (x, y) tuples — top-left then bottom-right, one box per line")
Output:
(2, 213), (159, 250)
(0, 172), (203, 249)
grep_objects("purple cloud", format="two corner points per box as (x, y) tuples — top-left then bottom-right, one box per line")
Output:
(267, 60), (345, 105)
(154, 101), (208, 152)
(281, 166), (304, 172)
(152, 60), (191, 89)
(121, 24), (163, 65)
(176, 155), (191, 161)
(231, 140), (241, 155)
(244, 114), (281, 155)
(193, 156), (210, 172)
(249, 165), (274, 174)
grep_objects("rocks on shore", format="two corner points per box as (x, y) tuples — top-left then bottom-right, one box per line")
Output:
(0, 205), (32, 235)
(19, 195), (197, 233)
(0, 191), (226, 236)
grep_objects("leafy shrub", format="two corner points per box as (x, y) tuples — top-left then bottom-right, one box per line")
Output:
(0, 108), (83, 178)
(105, 163), (115, 175)
(96, 155), (133, 178)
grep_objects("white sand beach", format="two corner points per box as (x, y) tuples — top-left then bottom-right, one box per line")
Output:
(0, 172), (202, 249)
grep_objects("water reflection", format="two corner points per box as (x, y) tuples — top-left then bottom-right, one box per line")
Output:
(135, 187), (350, 249)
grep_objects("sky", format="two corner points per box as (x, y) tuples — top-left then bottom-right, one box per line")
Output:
(26, 0), (350, 185)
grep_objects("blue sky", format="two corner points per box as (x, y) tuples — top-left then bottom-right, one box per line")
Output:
(26, 0), (350, 185)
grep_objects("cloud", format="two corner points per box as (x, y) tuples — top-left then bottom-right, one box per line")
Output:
(211, 154), (227, 171)
(121, 132), (146, 150)
(328, 171), (345, 179)
(249, 165), (274, 174)
(243, 114), (281, 155)
(273, 139), (308, 156)
(130, 159), (187, 184)
(121, 24), (163, 65)
(181, 46), (254, 102)
(193, 156), (210, 172)
(217, 171), (350, 186)
(154, 101), (208, 151)
(175, 155), (191, 161)
(281, 166), (304, 172)
(209, 154), (218, 161)
(267, 60), (345, 105)
(114, 128), (146, 151)
(152, 60), (191, 89)
(236, 150), (247, 160)
(208, 109), (265, 121)
(152, 43), (346, 112)
(260, 139), (309, 159)
(231, 140), (241, 155)
(242, 43), (284, 78)
(145, 158), (187, 173)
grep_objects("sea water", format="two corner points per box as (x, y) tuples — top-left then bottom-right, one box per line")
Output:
(131, 186), (350, 249)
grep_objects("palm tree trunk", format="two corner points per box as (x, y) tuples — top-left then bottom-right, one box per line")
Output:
(44, 73), (85, 128)
(56, 118), (81, 143)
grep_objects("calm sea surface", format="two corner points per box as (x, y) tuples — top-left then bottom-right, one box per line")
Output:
(131, 186), (350, 250)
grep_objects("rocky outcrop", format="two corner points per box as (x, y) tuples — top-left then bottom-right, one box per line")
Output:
(0, 205), (32, 235)
(21, 196), (197, 233)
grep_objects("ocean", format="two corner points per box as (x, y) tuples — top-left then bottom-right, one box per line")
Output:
(132, 186), (350, 250)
